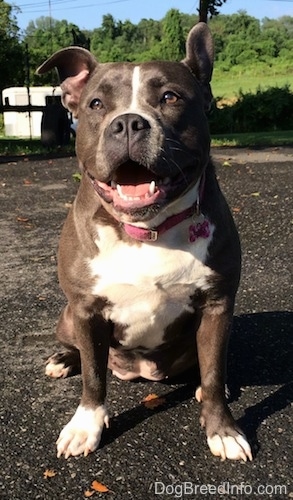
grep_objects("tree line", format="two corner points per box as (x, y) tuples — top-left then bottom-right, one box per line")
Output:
(0, 1), (292, 92)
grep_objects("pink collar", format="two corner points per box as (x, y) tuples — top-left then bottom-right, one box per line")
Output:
(124, 203), (198, 241)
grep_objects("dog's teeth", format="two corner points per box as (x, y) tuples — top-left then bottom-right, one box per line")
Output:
(111, 180), (117, 188)
(148, 180), (156, 196)
(116, 183), (141, 202)
(116, 184), (123, 197)
(117, 184), (129, 201)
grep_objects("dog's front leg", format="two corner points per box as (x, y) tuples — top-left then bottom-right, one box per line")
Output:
(196, 302), (252, 461)
(57, 314), (110, 459)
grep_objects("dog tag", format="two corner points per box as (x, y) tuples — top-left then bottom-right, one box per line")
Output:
(189, 214), (210, 243)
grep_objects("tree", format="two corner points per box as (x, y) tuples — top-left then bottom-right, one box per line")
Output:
(101, 14), (118, 40)
(24, 17), (89, 85)
(198, 0), (227, 23)
(91, 15), (121, 61)
(161, 9), (185, 61)
(0, 0), (23, 94)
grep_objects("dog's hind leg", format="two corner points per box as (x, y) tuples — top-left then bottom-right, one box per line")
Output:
(46, 304), (81, 378)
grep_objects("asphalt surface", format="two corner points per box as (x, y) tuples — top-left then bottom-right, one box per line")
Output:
(0, 147), (292, 499)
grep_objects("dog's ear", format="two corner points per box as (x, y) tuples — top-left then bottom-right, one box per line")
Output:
(182, 22), (214, 111)
(36, 47), (97, 117)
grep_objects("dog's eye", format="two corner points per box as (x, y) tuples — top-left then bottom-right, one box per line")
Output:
(162, 91), (179, 105)
(90, 98), (103, 110)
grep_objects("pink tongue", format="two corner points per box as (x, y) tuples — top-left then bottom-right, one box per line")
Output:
(120, 183), (150, 197)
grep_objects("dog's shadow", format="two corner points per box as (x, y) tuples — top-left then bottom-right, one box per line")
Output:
(101, 311), (293, 450)
(228, 311), (293, 448)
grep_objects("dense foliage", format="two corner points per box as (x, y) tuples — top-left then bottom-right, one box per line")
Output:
(209, 86), (293, 133)
(0, 0), (23, 90)
(0, 3), (291, 88)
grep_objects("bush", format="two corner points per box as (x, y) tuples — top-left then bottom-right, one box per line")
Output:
(209, 85), (293, 133)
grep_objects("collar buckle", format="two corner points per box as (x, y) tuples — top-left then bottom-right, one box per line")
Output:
(149, 230), (158, 241)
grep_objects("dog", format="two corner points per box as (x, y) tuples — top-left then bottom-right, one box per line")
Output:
(37, 22), (252, 461)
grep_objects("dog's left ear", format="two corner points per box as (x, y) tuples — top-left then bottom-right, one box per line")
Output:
(37, 47), (98, 117)
(182, 22), (214, 111)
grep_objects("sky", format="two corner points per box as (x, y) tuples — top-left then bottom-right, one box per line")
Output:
(14, 0), (293, 32)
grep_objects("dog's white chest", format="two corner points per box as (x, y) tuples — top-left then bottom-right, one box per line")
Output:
(89, 223), (214, 348)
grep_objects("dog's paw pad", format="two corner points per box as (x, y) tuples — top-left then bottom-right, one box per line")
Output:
(56, 405), (108, 458)
(207, 433), (252, 462)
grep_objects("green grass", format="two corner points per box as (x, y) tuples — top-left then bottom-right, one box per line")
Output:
(0, 137), (75, 157)
(212, 70), (292, 100)
(211, 130), (293, 147)
(0, 131), (292, 159)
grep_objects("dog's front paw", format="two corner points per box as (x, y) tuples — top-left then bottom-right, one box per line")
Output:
(57, 404), (109, 458)
(207, 433), (252, 462)
(200, 401), (252, 462)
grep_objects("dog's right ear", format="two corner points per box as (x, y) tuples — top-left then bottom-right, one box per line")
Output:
(36, 47), (97, 117)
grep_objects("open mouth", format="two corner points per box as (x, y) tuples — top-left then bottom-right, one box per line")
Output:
(93, 161), (192, 212)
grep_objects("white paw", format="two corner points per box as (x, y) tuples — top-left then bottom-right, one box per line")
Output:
(45, 361), (69, 378)
(57, 404), (109, 458)
(207, 433), (252, 461)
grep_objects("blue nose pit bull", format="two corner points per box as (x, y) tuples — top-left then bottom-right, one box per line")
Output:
(37, 22), (252, 461)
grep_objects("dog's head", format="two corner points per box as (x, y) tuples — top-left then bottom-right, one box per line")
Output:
(37, 23), (214, 223)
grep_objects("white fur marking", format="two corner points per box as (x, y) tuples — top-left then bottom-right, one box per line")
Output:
(89, 220), (214, 349)
(56, 404), (109, 458)
(130, 66), (140, 110)
(195, 384), (230, 403)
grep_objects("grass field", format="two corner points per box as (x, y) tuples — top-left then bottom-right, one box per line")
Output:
(0, 131), (292, 157)
(0, 137), (75, 157)
(211, 130), (293, 147)
(212, 70), (293, 100)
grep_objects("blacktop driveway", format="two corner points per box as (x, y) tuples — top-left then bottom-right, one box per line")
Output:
(0, 147), (292, 499)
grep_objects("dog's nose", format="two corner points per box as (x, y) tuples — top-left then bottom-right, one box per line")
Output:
(110, 113), (150, 138)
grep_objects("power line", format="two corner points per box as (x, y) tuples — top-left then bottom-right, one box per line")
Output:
(16, 0), (134, 15)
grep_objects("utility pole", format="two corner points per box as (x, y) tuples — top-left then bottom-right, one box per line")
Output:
(25, 43), (32, 140)
(199, 0), (209, 23)
(48, 0), (53, 55)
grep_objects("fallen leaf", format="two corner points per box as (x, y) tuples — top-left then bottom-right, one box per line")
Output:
(142, 393), (159, 402)
(251, 192), (260, 197)
(84, 490), (95, 498)
(222, 161), (232, 167)
(141, 393), (166, 409)
(72, 172), (82, 182)
(16, 216), (29, 223)
(43, 469), (57, 479)
(23, 179), (32, 185)
(232, 207), (241, 213)
(91, 480), (110, 492)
